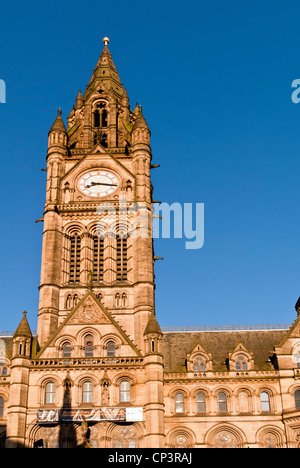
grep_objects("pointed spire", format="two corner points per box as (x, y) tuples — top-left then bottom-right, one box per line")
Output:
(75, 90), (84, 109)
(49, 108), (67, 134)
(132, 106), (150, 131)
(13, 311), (32, 339)
(84, 37), (124, 101)
(144, 313), (162, 336)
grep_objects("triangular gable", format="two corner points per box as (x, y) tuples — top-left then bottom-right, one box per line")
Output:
(36, 291), (141, 358)
(61, 147), (135, 185)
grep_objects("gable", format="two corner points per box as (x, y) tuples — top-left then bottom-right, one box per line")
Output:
(36, 291), (141, 358)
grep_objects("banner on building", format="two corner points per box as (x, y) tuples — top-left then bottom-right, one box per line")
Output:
(37, 407), (143, 424)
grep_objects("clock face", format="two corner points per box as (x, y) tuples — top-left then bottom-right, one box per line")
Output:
(77, 170), (120, 198)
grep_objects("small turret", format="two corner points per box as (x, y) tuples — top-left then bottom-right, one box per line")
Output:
(144, 312), (162, 355)
(48, 109), (68, 151)
(13, 311), (32, 359)
(75, 90), (84, 109)
(132, 106), (151, 146)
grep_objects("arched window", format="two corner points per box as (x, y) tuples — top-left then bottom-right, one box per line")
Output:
(295, 390), (300, 410)
(69, 234), (81, 283)
(101, 134), (108, 148)
(235, 355), (248, 371)
(217, 392), (228, 413)
(101, 109), (108, 127)
(0, 397), (4, 418)
(175, 393), (185, 413)
(260, 391), (271, 412)
(196, 392), (206, 413)
(82, 381), (93, 403)
(120, 380), (130, 402)
(66, 295), (72, 309)
(84, 335), (94, 358)
(116, 235), (128, 282)
(73, 294), (79, 306)
(122, 293), (127, 308)
(94, 110), (100, 128)
(45, 382), (56, 404)
(194, 357), (206, 372)
(107, 342), (116, 357)
(63, 343), (72, 358)
(115, 293), (120, 307)
(93, 236), (104, 282)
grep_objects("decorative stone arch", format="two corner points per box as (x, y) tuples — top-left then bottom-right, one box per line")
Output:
(27, 421), (81, 448)
(75, 373), (99, 406)
(190, 387), (211, 415)
(228, 342), (255, 371)
(104, 421), (145, 448)
(112, 372), (136, 405)
(256, 426), (285, 448)
(76, 327), (101, 350)
(55, 335), (76, 356)
(205, 423), (247, 448)
(37, 375), (62, 406)
(166, 427), (196, 448)
(256, 385), (277, 413)
(100, 333), (122, 357)
(187, 344), (212, 372)
(233, 386), (255, 414)
(212, 386), (233, 414)
(168, 387), (190, 415)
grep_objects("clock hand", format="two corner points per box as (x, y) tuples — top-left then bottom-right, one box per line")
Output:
(86, 182), (118, 188)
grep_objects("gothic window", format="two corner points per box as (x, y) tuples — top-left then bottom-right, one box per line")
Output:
(45, 382), (56, 404)
(82, 381), (93, 404)
(295, 390), (300, 409)
(127, 440), (137, 448)
(0, 366), (7, 377)
(102, 109), (108, 127)
(69, 234), (81, 283)
(93, 236), (104, 282)
(115, 293), (120, 307)
(122, 293), (127, 307)
(194, 357), (206, 372)
(0, 397), (4, 418)
(107, 341), (116, 357)
(94, 110), (100, 128)
(84, 335), (94, 358)
(196, 392), (206, 413)
(116, 236), (128, 282)
(235, 355), (248, 371)
(260, 391), (271, 412)
(120, 380), (131, 402)
(175, 393), (185, 414)
(66, 295), (72, 309)
(73, 294), (79, 306)
(63, 343), (72, 358)
(101, 134), (108, 147)
(217, 392), (228, 413)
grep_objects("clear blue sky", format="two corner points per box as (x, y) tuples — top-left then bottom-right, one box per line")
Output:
(1, 0), (300, 332)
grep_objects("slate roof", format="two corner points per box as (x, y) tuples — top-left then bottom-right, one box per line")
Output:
(162, 329), (289, 373)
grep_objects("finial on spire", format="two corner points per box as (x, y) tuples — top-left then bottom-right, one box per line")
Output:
(58, 108), (62, 116)
(103, 37), (110, 46)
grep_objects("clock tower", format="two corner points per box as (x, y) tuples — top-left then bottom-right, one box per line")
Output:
(37, 37), (155, 352)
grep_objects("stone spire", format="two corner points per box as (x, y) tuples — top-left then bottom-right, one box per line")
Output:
(144, 312), (162, 336)
(49, 109), (67, 135)
(13, 311), (32, 339)
(84, 37), (124, 101)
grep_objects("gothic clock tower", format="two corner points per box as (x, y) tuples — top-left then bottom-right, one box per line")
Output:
(37, 37), (155, 352)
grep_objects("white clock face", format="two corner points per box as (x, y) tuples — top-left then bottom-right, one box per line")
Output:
(77, 170), (120, 198)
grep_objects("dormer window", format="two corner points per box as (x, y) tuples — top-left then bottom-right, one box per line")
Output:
(235, 355), (248, 371)
(194, 356), (206, 372)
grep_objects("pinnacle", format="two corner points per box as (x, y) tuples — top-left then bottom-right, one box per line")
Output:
(49, 108), (67, 134)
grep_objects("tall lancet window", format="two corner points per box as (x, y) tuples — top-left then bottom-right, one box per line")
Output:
(116, 234), (128, 282)
(93, 236), (104, 282)
(69, 234), (81, 283)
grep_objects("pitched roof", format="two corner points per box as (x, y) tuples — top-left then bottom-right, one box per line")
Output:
(162, 329), (288, 373)
(144, 313), (162, 336)
(13, 312), (32, 339)
(49, 109), (67, 134)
